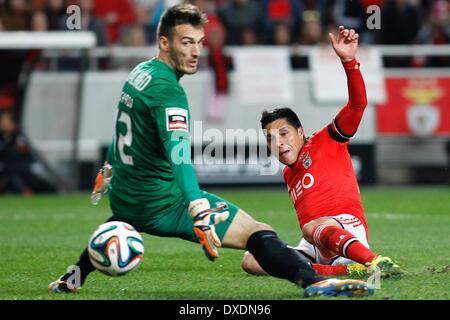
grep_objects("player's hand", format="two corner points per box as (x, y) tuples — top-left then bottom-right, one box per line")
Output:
(328, 26), (359, 63)
(90, 162), (112, 205)
(188, 198), (229, 261)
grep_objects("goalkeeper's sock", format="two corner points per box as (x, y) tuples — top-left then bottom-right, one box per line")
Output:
(60, 248), (96, 287)
(312, 225), (376, 265)
(246, 230), (324, 288)
(60, 216), (120, 287)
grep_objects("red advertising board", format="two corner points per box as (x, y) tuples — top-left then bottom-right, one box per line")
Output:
(376, 77), (450, 136)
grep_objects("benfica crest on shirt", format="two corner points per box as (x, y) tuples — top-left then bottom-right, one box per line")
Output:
(300, 152), (312, 169)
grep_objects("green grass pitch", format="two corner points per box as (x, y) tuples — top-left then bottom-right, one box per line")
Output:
(0, 186), (449, 300)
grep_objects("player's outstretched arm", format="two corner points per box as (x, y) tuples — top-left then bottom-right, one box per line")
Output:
(165, 138), (229, 261)
(150, 104), (228, 261)
(328, 26), (368, 140)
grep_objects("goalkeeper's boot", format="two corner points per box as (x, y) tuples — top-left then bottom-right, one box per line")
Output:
(367, 256), (402, 278)
(346, 263), (368, 278)
(90, 163), (112, 205)
(48, 278), (77, 294)
(304, 278), (374, 298)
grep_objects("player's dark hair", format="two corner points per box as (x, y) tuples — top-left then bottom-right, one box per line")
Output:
(260, 108), (303, 129)
(157, 4), (207, 39)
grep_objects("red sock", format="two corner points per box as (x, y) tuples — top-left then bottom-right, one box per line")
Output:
(312, 263), (348, 276)
(312, 225), (376, 265)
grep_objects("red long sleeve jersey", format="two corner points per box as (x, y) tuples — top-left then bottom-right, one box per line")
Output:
(283, 59), (368, 231)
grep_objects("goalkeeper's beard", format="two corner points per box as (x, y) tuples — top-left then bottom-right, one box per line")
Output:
(170, 49), (198, 75)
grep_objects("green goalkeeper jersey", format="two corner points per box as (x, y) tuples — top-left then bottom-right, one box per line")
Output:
(109, 57), (202, 220)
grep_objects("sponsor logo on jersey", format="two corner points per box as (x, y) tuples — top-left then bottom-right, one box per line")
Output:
(300, 152), (312, 169)
(166, 108), (188, 132)
(288, 173), (314, 202)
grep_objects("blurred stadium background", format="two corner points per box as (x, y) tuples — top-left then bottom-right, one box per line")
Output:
(0, 0), (449, 195)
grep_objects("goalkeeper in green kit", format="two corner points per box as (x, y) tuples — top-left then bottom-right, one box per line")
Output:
(49, 4), (373, 298)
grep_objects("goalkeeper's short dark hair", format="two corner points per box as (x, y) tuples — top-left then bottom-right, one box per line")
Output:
(157, 4), (207, 39)
(260, 108), (303, 129)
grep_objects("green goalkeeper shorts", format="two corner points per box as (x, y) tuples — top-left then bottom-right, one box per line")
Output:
(110, 190), (239, 243)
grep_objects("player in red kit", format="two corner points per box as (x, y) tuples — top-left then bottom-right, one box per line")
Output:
(241, 26), (401, 278)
